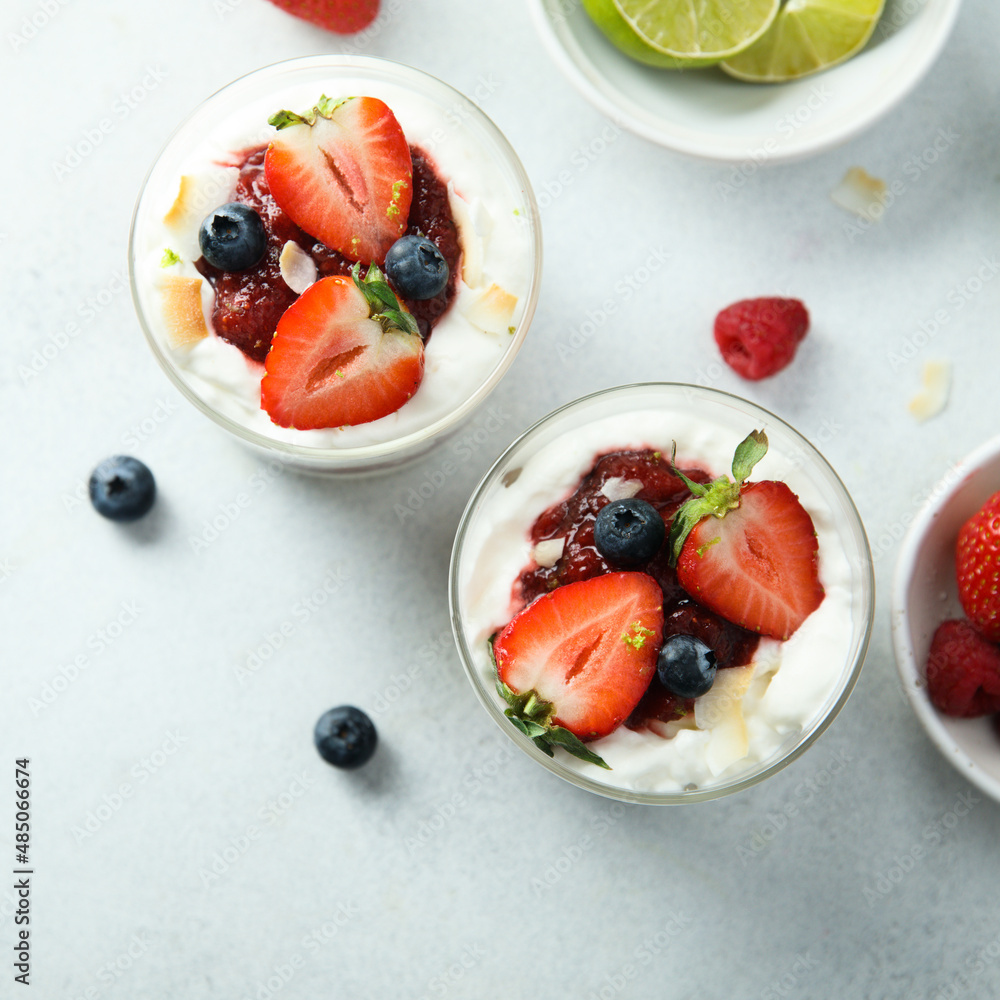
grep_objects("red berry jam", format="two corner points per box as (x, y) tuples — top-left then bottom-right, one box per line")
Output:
(516, 449), (761, 732)
(196, 145), (460, 363)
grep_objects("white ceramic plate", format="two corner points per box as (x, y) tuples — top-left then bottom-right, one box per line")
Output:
(891, 436), (1000, 803)
(528, 0), (964, 162)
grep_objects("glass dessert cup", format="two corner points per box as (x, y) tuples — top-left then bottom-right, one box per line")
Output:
(449, 383), (874, 804)
(129, 56), (542, 475)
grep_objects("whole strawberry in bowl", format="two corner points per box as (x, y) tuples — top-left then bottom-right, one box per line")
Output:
(129, 56), (541, 474)
(450, 383), (874, 804)
(892, 437), (1000, 803)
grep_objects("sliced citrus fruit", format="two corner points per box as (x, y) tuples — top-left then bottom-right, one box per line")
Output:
(582, 0), (719, 68)
(721, 0), (886, 83)
(611, 0), (780, 60)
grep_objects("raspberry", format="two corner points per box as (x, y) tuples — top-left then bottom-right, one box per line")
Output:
(925, 619), (1000, 717)
(714, 297), (809, 380)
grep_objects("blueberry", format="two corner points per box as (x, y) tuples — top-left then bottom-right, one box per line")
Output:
(657, 635), (718, 699)
(198, 202), (267, 271)
(88, 456), (156, 522)
(314, 706), (377, 769)
(593, 498), (665, 566)
(384, 235), (449, 300)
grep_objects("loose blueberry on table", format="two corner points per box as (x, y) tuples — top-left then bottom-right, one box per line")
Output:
(492, 430), (825, 769)
(88, 456), (156, 522)
(314, 706), (378, 768)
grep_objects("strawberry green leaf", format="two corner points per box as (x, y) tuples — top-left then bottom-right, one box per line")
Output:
(350, 262), (419, 337)
(731, 430), (768, 484)
(542, 727), (611, 769)
(268, 95), (348, 131)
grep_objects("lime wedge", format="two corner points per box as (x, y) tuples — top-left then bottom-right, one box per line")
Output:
(582, 0), (719, 68)
(611, 0), (781, 60)
(721, 0), (886, 83)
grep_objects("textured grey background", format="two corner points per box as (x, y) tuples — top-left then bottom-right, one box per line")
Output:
(3, 0), (999, 997)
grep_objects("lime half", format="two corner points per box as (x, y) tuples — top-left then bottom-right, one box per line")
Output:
(582, 0), (720, 68)
(611, 0), (781, 59)
(721, 0), (886, 82)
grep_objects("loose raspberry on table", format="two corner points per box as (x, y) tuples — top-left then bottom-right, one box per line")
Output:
(925, 618), (1000, 717)
(713, 297), (809, 381)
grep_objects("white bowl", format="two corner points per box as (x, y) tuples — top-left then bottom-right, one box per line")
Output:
(891, 436), (1000, 803)
(528, 0), (963, 162)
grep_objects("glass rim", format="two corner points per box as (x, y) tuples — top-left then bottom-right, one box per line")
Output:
(128, 54), (543, 468)
(448, 382), (875, 804)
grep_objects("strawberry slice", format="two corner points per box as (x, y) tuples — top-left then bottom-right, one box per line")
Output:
(668, 431), (824, 641)
(264, 95), (412, 265)
(261, 265), (423, 429)
(492, 572), (664, 767)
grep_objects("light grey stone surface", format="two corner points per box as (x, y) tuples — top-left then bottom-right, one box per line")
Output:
(3, 0), (1000, 997)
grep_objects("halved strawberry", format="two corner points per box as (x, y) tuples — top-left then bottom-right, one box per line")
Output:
(668, 431), (824, 641)
(264, 95), (412, 265)
(261, 265), (423, 429)
(492, 572), (664, 767)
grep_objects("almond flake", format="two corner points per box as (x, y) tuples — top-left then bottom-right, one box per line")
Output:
(279, 241), (317, 294)
(830, 167), (888, 222)
(531, 537), (565, 568)
(908, 360), (951, 422)
(600, 477), (643, 501)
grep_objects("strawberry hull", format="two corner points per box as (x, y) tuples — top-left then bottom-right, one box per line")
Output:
(130, 57), (541, 473)
(450, 383), (874, 803)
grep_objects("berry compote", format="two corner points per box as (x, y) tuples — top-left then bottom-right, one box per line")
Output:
(516, 448), (760, 732)
(196, 145), (460, 363)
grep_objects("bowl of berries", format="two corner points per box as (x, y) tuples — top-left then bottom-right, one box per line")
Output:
(892, 437), (1000, 803)
(450, 383), (874, 804)
(129, 56), (541, 474)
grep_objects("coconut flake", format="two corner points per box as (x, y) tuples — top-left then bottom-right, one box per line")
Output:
(278, 241), (317, 294)
(908, 360), (951, 422)
(161, 274), (209, 348)
(600, 477), (644, 501)
(460, 283), (518, 335)
(448, 182), (491, 288)
(695, 666), (754, 775)
(531, 537), (565, 568)
(830, 167), (888, 222)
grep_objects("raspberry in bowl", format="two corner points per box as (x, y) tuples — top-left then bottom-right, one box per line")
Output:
(129, 56), (541, 474)
(449, 383), (874, 804)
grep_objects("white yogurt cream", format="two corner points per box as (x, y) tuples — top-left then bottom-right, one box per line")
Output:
(131, 62), (538, 455)
(454, 396), (866, 797)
